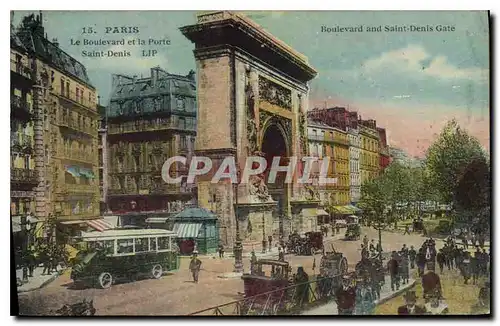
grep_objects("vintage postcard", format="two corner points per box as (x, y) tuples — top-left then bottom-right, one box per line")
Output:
(10, 10), (490, 316)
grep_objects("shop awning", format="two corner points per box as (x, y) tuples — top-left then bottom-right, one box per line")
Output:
(79, 168), (95, 179)
(146, 217), (169, 224)
(173, 222), (202, 238)
(87, 219), (113, 232)
(347, 204), (362, 212)
(65, 165), (81, 177)
(317, 209), (329, 216)
(60, 220), (87, 225)
(331, 206), (352, 214)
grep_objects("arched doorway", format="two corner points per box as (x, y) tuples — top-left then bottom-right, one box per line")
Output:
(261, 123), (290, 242)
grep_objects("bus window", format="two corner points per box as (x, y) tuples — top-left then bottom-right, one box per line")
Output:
(103, 240), (114, 255)
(158, 237), (170, 251)
(135, 238), (148, 253)
(117, 239), (134, 254)
(149, 237), (157, 251)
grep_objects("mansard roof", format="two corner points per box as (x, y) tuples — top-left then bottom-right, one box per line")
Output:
(15, 15), (93, 87)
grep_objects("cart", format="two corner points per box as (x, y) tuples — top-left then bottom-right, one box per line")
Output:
(240, 259), (292, 315)
(316, 246), (349, 298)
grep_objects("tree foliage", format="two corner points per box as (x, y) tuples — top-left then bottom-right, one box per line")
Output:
(426, 119), (488, 204)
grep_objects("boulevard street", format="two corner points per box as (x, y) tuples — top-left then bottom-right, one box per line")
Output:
(18, 227), (432, 316)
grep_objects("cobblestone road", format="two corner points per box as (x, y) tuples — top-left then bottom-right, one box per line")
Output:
(17, 227), (433, 315)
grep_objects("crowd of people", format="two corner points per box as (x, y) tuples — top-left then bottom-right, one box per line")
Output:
(17, 243), (68, 285)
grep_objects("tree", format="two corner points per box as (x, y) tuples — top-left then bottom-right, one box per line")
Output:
(426, 119), (487, 204)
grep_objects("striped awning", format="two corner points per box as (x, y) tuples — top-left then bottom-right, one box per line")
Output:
(173, 222), (202, 238)
(86, 219), (113, 232)
(146, 217), (169, 224)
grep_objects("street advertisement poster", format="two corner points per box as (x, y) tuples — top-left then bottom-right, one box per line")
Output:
(10, 10), (490, 317)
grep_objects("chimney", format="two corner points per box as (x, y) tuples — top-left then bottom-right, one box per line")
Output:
(187, 69), (195, 81)
(150, 67), (158, 88)
(52, 38), (59, 47)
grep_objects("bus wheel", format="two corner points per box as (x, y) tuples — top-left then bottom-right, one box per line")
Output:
(98, 272), (113, 289)
(151, 264), (163, 279)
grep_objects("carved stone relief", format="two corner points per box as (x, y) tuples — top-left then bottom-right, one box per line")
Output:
(258, 76), (292, 110)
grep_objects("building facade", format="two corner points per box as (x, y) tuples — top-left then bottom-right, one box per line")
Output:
(359, 119), (380, 184)
(347, 118), (361, 204)
(377, 127), (391, 172)
(98, 103), (108, 214)
(331, 127), (350, 206)
(11, 25), (38, 250)
(15, 13), (102, 240)
(106, 67), (197, 226)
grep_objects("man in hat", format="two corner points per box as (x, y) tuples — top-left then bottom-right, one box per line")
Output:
(436, 249), (446, 274)
(218, 243), (224, 259)
(278, 246), (285, 261)
(189, 251), (202, 283)
(335, 274), (356, 315)
(422, 263), (442, 301)
(388, 251), (400, 291)
(408, 245), (417, 269)
(250, 250), (258, 275)
(294, 266), (309, 306)
(369, 239), (376, 253)
(397, 290), (427, 315)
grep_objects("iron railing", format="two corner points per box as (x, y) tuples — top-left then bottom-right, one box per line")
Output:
(189, 273), (352, 316)
(11, 168), (38, 184)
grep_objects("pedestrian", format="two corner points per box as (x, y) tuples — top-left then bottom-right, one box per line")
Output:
(250, 250), (258, 274)
(460, 252), (472, 285)
(403, 225), (410, 235)
(41, 246), (51, 276)
(388, 251), (400, 291)
(436, 249), (445, 274)
(363, 235), (369, 248)
(409, 245), (417, 269)
(416, 248), (426, 278)
(471, 251), (480, 285)
(268, 235), (273, 249)
(355, 278), (375, 315)
(369, 239), (376, 253)
(397, 290), (427, 315)
(335, 275), (356, 315)
(278, 246), (285, 261)
(189, 250), (202, 283)
(293, 266), (309, 306)
(422, 264), (442, 302)
(400, 251), (410, 285)
(401, 244), (409, 258)
(218, 243), (224, 258)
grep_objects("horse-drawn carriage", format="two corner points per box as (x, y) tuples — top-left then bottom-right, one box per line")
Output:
(287, 231), (324, 256)
(240, 259), (293, 314)
(316, 248), (349, 297)
(345, 223), (361, 240)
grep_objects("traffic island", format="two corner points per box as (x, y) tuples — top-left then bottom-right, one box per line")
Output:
(17, 267), (65, 293)
(218, 272), (244, 279)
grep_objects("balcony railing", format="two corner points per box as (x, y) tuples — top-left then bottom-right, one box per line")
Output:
(11, 96), (33, 117)
(57, 89), (95, 111)
(11, 168), (38, 184)
(10, 59), (32, 80)
(107, 119), (196, 135)
(58, 149), (96, 164)
(56, 115), (98, 137)
(108, 183), (195, 196)
(11, 137), (33, 151)
(58, 183), (99, 194)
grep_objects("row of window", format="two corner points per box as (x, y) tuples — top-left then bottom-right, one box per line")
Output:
(60, 76), (95, 107)
(361, 152), (379, 167)
(362, 137), (379, 152)
(87, 236), (171, 255)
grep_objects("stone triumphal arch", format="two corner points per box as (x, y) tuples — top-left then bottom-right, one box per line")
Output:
(181, 11), (319, 246)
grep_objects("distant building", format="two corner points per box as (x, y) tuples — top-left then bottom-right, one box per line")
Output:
(347, 113), (361, 204)
(377, 127), (391, 172)
(106, 67), (197, 226)
(359, 118), (380, 184)
(389, 146), (414, 167)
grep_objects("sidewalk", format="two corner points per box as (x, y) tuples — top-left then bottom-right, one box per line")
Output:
(16, 266), (64, 293)
(301, 275), (416, 315)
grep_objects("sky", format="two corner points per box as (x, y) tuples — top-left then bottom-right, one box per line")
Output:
(12, 11), (490, 157)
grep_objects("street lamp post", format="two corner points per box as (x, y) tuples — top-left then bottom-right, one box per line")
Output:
(233, 170), (243, 273)
(262, 212), (267, 253)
